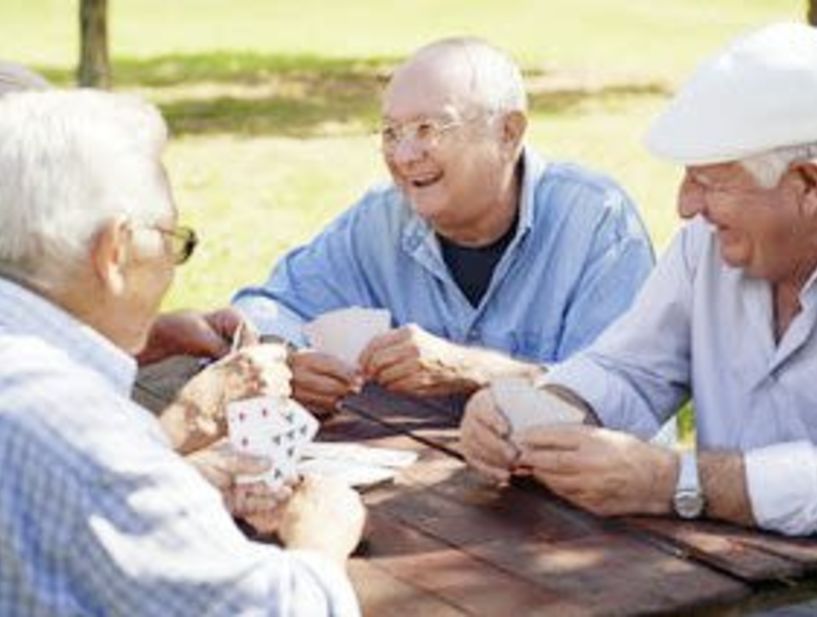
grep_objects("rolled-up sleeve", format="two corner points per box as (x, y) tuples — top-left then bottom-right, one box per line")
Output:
(745, 441), (817, 536)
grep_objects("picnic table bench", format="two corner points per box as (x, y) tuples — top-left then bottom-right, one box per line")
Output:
(135, 356), (817, 616)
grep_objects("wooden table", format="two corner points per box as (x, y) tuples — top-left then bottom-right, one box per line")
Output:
(135, 357), (817, 616)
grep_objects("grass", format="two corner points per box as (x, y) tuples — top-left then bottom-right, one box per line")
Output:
(1, 1), (807, 440)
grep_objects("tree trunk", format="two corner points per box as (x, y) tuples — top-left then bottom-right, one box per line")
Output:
(810, 0), (817, 26)
(78, 0), (110, 88)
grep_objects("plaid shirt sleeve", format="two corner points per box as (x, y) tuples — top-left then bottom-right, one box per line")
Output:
(0, 352), (359, 617)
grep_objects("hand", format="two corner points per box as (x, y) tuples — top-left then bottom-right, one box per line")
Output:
(515, 425), (678, 517)
(138, 308), (259, 366)
(289, 350), (363, 416)
(164, 343), (291, 453)
(359, 324), (476, 396)
(460, 388), (518, 485)
(278, 475), (366, 567)
(185, 441), (293, 534)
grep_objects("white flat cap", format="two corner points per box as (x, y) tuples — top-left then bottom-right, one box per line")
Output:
(645, 22), (817, 165)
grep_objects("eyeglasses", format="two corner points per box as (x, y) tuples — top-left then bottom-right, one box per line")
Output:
(380, 115), (480, 155)
(153, 225), (198, 265)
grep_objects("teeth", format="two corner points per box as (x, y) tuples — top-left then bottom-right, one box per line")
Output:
(411, 173), (441, 187)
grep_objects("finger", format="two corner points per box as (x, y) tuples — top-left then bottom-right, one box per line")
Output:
(294, 366), (355, 398)
(294, 351), (358, 383)
(516, 448), (582, 475)
(358, 328), (407, 368)
(515, 424), (589, 450)
(473, 399), (511, 437)
(468, 457), (511, 485)
(464, 420), (518, 469)
(359, 330), (413, 378)
(375, 362), (422, 389)
(291, 386), (342, 415)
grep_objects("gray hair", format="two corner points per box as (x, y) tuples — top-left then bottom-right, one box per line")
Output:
(0, 61), (51, 96)
(741, 143), (817, 188)
(0, 90), (171, 291)
(411, 37), (527, 115)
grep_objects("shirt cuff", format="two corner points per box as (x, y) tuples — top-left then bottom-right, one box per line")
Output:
(745, 441), (817, 536)
(288, 549), (360, 617)
(232, 297), (307, 347)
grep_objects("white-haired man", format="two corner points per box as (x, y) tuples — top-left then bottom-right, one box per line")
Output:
(0, 90), (364, 614)
(460, 23), (817, 537)
(0, 59), (264, 366)
(234, 37), (655, 413)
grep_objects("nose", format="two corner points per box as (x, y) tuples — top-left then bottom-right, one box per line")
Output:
(677, 175), (706, 220)
(388, 136), (425, 166)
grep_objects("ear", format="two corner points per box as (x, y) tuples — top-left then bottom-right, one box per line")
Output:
(90, 217), (131, 296)
(791, 161), (817, 217)
(500, 110), (527, 159)
(501, 110), (527, 144)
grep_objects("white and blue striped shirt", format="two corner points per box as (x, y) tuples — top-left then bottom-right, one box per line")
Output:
(0, 278), (359, 616)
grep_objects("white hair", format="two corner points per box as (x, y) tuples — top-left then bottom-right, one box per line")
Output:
(741, 142), (817, 188)
(411, 37), (528, 114)
(0, 89), (171, 291)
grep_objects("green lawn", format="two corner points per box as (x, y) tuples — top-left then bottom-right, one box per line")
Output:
(0, 0), (803, 313)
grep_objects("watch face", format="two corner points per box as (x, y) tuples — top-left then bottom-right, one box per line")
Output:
(674, 490), (705, 519)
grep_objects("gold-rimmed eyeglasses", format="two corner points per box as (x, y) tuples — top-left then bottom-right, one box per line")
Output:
(153, 225), (198, 265)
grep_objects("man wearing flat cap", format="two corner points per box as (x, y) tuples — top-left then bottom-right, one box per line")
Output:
(460, 22), (817, 536)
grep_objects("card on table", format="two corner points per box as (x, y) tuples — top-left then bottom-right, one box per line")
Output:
(297, 441), (418, 489)
(302, 306), (391, 367)
(299, 442), (418, 469)
(490, 377), (585, 435)
(226, 396), (319, 489)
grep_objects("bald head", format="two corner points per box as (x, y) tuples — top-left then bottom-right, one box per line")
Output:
(0, 61), (50, 97)
(384, 38), (527, 119)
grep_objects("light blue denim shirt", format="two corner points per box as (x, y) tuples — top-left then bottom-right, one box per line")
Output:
(545, 217), (817, 536)
(0, 278), (359, 616)
(233, 148), (654, 364)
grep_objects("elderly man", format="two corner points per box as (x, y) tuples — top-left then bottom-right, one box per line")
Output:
(0, 59), (260, 366)
(0, 90), (364, 614)
(233, 37), (654, 413)
(460, 23), (817, 537)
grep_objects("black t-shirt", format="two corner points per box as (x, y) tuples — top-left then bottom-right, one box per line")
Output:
(438, 214), (518, 307)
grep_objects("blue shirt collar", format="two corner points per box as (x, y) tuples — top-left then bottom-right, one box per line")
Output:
(400, 146), (545, 254)
(0, 277), (137, 396)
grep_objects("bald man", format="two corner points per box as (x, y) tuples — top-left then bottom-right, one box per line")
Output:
(234, 37), (655, 415)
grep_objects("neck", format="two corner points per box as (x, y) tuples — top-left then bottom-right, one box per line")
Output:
(437, 161), (522, 247)
(772, 257), (817, 341)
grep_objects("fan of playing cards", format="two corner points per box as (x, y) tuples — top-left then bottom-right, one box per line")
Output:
(302, 306), (391, 366)
(227, 396), (320, 490)
(226, 392), (418, 490)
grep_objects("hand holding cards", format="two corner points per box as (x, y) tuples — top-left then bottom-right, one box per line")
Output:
(303, 307), (391, 367)
(227, 396), (319, 490)
(491, 377), (585, 435)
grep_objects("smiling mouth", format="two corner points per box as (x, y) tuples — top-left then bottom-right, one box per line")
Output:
(409, 172), (443, 189)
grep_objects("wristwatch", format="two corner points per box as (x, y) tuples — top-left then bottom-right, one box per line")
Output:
(673, 450), (705, 519)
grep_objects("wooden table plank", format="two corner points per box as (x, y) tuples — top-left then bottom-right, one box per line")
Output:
(321, 416), (748, 615)
(627, 517), (817, 583)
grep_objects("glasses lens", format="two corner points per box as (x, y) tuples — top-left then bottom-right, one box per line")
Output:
(174, 227), (197, 265)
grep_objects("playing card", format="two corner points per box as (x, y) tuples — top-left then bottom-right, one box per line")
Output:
(303, 306), (391, 366)
(299, 442), (418, 469)
(297, 457), (398, 489)
(226, 396), (320, 489)
(490, 377), (585, 434)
